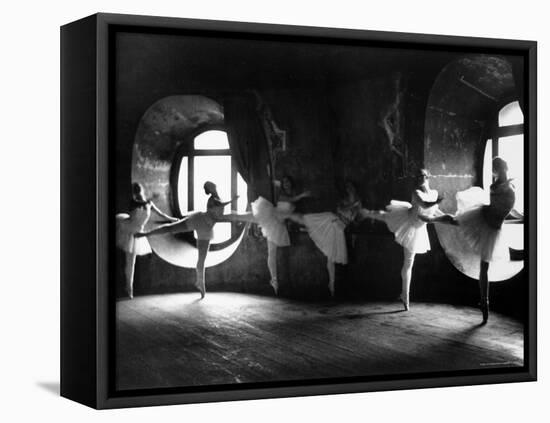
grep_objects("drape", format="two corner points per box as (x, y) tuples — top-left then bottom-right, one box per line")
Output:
(509, 56), (525, 114)
(224, 94), (274, 203)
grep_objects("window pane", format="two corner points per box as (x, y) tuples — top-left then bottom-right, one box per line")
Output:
(177, 156), (188, 214)
(498, 134), (524, 214)
(237, 172), (248, 212)
(194, 130), (230, 150)
(213, 223), (232, 244)
(194, 155), (232, 243)
(498, 101), (523, 126)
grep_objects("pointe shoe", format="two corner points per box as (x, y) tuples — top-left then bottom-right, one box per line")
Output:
(194, 281), (206, 299)
(479, 300), (489, 324)
(399, 294), (409, 311)
(125, 284), (134, 299)
(270, 279), (279, 296)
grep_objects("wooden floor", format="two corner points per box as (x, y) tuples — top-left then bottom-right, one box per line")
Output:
(116, 292), (524, 391)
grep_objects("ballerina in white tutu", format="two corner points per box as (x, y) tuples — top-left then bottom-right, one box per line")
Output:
(136, 181), (238, 299)
(360, 169), (453, 310)
(251, 175), (311, 294)
(451, 157), (517, 323)
(287, 181), (362, 297)
(116, 183), (178, 299)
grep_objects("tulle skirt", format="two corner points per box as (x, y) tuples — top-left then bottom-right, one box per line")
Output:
(455, 188), (508, 262)
(116, 214), (152, 255)
(251, 197), (291, 247)
(384, 201), (430, 254)
(303, 212), (348, 264)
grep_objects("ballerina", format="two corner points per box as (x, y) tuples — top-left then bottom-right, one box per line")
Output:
(116, 182), (178, 299)
(287, 181), (363, 297)
(251, 175), (311, 294)
(360, 169), (452, 311)
(451, 157), (517, 324)
(136, 181), (237, 299)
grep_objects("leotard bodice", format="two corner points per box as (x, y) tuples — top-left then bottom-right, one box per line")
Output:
(336, 199), (361, 226)
(207, 196), (226, 220)
(276, 200), (295, 216)
(128, 202), (152, 231)
(484, 180), (515, 228)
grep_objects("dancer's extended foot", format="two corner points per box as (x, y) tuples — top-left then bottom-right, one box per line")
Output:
(270, 279), (279, 296)
(126, 284), (134, 299)
(479, 300), (489, 324)
(194, 280), (205, 299)
(399, 293), (409, 311)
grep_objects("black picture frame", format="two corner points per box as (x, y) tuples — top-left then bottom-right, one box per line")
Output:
(60, 12), (537, 409)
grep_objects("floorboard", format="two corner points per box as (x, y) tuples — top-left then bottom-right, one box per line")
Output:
(115, 292), (524, 391)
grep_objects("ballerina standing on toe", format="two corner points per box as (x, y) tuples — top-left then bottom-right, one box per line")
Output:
(451, 157), (517, 324)
(116, 182), (178, 299)
(136, 181), (237, 299)
(251, 175), (311, 294)
(287, 181), (363, 297)
(361, 168), (451, 311)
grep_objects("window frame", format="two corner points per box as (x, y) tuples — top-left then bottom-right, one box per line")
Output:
(480, 98), (524, 256)
(170, 125), (246, 250)
(489, 98), (524, 168)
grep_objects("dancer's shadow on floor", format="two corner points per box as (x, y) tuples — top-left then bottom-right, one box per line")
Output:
(36, 381), (59, 396)
(341, 310), (405, 319)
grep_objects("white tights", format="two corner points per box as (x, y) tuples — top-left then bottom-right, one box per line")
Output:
(267, 241), (279, 294)
(401, 248), (416, 307)
(124, 253), (137, 298)
(327, 260), (335, 296)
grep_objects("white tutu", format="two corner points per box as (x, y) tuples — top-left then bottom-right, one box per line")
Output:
(384, 201), (430, 254)
(454, 187), (508, 262)
(251, 197), (291, 247)
(303, 212), (348, 264)
(116, 211), (152, 255)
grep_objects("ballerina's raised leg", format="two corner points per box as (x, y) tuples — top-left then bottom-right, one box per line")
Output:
(449, 157), (517, 324)
(360, 169), (448, 311)
(136, 181), (237, 299)
(136, 216), (212, 298)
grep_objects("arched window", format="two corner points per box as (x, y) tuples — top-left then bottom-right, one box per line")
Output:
(175, 129), (248, 245)
(482, 101), (524, 213)
(482, 100), (524, 252)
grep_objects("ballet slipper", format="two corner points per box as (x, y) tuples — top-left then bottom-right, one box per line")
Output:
(399, 293), (409, 311)
(270, 278), (279, 296)
(194, 280), (206, 299)
(125, 284), (134, 299)
(479, 300), (489, 324)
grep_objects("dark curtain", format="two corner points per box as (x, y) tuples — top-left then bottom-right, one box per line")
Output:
(509, 56), (525, 114)
(224, 94), (274, 203)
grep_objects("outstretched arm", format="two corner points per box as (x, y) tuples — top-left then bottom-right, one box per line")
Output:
(150, 202), (178, 222)
(358, 208), (387, 222)
(210, 195), (239, 208)
(135, 219), (190, 238)
(279, 191), (312, 203)
(419, 213), (458, 225)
